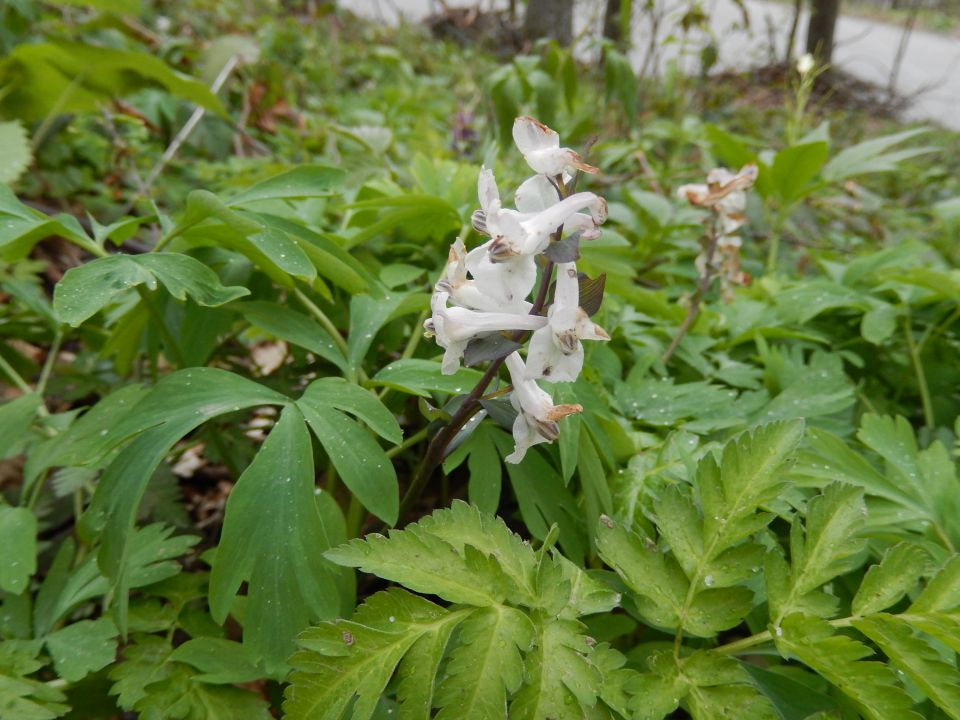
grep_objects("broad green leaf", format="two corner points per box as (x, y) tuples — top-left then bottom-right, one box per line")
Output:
(0, 507), (36, 594)
(510, 617), (602, 720)
(822, 128), (932, 182)
(53, 252), (249, 327)
(0, 42), (224, 122)
(768, 141), (829, 205)
(326, 526), (510, 607)
(346, 194), (461, 246)
(44, 617), (117, 682)
(0, 122), (31, 184)
(298, 401), (399, 525)
(0, 185), (93, 259)
(209, 405), (340, 674)
(372, 359), (486, 398)
(347, 292), (408, 374)
(49, 0), (139, 12)
(775, 614), (921, 720)
(0, 393), (41, 458)
(299, 377), (401, 445)
(434, 604), (534, 720)
(226, 165), (344, 206)
(854, 614), (960, 720)
(79, 369), (287, 631)
(853, 542), (932, 616)
(861, 304), (899, 345)
(168, 638), (262, 684)
(285, 589), (469, 720)
(233, 301), (347, 372)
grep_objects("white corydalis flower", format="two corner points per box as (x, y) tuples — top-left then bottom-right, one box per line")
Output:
(504, 352), (582, 463)
(676, 164), (758, 210)
(512, 116), (598, 177)
(443, 238), (533, 313)
(514, 175), (604, 241)
(526, 262), (609, 382)
(425, 290), (546, 375)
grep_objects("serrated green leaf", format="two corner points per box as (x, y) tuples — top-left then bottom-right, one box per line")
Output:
(854, 613), (960, 720)
(298, 401), (399, 525)
(596, 517), (687, 632)
(300, 377), (401, 445)
(326, 525), (510, 607)
(775, 614), (921, 720)
(0, 507), (36, 594)
(741, 663), (838, 720)
(285, 589), (468, 720)
(853, 543), (932, 616)
(510, 617), (601, 720)
(434, 604), (534, 720)
(44, 617), (117, 682)
(0, 672), (69, 720)
(134, 663), (271, 720)
(395, 611), (462, 718)
(911, 556), (960, 613)
(53, 252), (249, 327)
(0, 122), (31, 184)
(109, 634), (174, 710)
(209, 405), (340, 674)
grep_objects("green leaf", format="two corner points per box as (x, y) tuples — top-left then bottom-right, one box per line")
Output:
(910, 556), (960, 613)
(822, 128), (932, 182)
(298, 400), (399, 525)
(44, 617), (118, 682)
(285, 589), (469, 720)
(0, 42), (224, 122)
(0, 670), (69, 720)
(79, 369), (287, 632)
(0, 506), (36, 594)
(775, 614), (921, 720)
(49, 0), (140, 13)
(299, 377), (401, 445)
(741, 663), (838, 720)
(372, 359), (486, 398)
(168, 638), (262, 684)
(53, 252), (249, 327)
(347, 292), (408, 374)
(854, 614), (960, 720)
(209, 405), (341, 674)
(443, 424), (504, 514)
(226, 165), (344, 206)
(853, 542), (932, 616)
(326, 528), (510, 607)
(0, 393), (41, 459)
(0, 185), (94, 259)
(434, 604), (534, 720)
(0, 122), (31, 184)
(768, 142), (829, 205)
(861, 304), (900, 345)
(232, 301), (346, 370)
(510, 617), (601, 720)
(346, 194), (461, 246)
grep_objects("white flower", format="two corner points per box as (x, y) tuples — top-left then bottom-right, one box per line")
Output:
(504, 352), (582, 463)
(474, 167), (606, 261)
(797, 53), (815, 76)
(442, 238), (533, 312)
(513, 116), (598, 177)
(526, 262), (609, 382)
(425, 290), (547, 375)
(514, 175), (604, 241)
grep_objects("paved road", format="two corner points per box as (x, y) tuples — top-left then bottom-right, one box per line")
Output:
(348, 0), (960, 129)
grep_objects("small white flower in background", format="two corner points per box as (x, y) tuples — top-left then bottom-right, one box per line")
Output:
(504, 353), (583, 464)
(424, 116), (609, 462)
(526, 262), (609, 382)
(797, 53), (816, 77)
(513, 116), (599, 177)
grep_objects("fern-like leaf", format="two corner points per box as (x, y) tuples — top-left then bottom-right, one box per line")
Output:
(775, 614), (921, 720)
(433, 604), (534, 720)
(854, 614), (960, 720)
(852, 542), (932, 616)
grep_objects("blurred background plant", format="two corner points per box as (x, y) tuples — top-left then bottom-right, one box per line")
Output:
(1, 0), (960, 717)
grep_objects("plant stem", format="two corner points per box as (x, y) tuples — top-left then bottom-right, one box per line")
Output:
(292, 287), (349, 355)
(385, 427), (429, 459)
(0, 351), (34, 395)
(903, 312), (935, 430)
(346, 495), (365, 538)
(36, 331), (63, 398)
(662, 225), (720, 364)
(712, 616), (855, 656)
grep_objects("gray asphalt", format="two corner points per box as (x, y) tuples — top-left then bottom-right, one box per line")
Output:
(345, 0), (960, 130)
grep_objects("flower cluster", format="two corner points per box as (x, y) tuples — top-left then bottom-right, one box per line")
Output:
(677, 164), (758, 299)
(425, 117), (610, 463)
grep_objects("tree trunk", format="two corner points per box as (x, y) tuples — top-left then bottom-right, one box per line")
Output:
(603, 0), (623, 44)
(805, 0), (841, 64)
(524, 0), (574, 46)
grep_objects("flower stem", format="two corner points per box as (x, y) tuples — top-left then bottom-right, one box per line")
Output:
(903, 311), (935, 430)
(662, 222), (720, 365)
